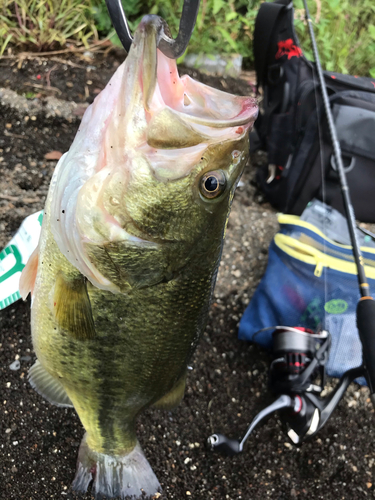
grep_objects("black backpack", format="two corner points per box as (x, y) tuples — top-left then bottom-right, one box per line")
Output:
(253, 0), (375, 223)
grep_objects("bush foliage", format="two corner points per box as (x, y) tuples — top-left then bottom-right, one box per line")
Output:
(1, 0), (375, 77)
(293, 0), (375, 77)
(90, 0), (375, 76)
(0, 0), (98, 54)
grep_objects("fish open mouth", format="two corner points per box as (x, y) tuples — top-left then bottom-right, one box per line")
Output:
(136, 16), (258, 157)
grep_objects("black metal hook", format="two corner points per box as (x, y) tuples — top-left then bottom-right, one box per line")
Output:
(104, 0), (201, 59)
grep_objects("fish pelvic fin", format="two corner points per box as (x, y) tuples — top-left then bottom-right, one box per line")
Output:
(28, 360), (73, 408)
(53, 271), (96, 341)
(19, 244), (39, 300)
(152, 372), (186, 410)
(72, 433), (161, 499)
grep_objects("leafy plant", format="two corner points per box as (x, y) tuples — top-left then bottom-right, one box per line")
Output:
(145, 0), (255, 59)
(90, 0), (256, 57)
(91, 0), (146, 47)
(1, 0), (375, 78)
(0, 0), (99, 55)
(293, 0), (375, 76)
(90, 0), (375, 76)
(93, 0), (143, 34)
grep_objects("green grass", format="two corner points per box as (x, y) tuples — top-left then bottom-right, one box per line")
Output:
(92, 0), (375, 76)
(0, 0), (98, 55)
(1, 0), (375, 77)
(91, 0), (256, 59)
(293, 0), (375, 77)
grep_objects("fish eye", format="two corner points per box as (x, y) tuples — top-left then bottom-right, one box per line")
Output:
(200, 171), (227, 199)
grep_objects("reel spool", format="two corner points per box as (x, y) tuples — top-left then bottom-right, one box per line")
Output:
(270, 326), (328, 395)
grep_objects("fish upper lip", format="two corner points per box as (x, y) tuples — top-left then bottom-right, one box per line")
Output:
(168, 87), (258, 129)
(171, 105), (257, 129)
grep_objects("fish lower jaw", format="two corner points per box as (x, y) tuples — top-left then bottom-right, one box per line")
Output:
(72, 433), (160, 499)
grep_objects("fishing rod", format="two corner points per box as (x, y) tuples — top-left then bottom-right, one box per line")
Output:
(208, 0), (375, 454)
(302, 0), (375, 407)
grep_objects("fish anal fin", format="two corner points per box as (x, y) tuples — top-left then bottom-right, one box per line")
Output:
(53, 272), (95, 341)
(19, 245), (39, 300)
(28, 360), (73, 408)
(153, 373), (186, 410)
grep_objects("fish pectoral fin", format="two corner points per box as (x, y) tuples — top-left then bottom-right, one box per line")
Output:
(28, 360), (73, 408)
(19, 244), (39, 300)
(84, 241), (169, 291)
(152, 373), (186, 410)
(53, 272), (95, 341)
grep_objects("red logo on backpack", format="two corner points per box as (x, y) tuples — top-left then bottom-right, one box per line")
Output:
(275, 39), (303, 60)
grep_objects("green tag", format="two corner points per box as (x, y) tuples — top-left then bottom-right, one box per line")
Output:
(324, 299), (348, 314)
(0, 210), (43, 310)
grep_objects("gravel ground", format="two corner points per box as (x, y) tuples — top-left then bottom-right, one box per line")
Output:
(1, 53), (375, 500)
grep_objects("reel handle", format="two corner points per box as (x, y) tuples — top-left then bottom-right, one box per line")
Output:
(207, 433), (241, 456)
(357, 297), (375, 408)
(208, 395), (297, 455)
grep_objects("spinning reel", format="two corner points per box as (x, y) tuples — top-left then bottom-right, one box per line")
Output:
(208, 326), (365, 455)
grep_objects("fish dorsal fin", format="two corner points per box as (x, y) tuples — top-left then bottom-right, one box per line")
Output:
(28, 360), (73, 408)
(19, 245), (39, 300)
(53, 272), (96, 341)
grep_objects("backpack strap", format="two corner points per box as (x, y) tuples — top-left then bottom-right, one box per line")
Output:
(254, 0), (292, 88)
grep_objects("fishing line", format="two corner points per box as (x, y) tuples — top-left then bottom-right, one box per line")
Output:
(302, 0), (367, 294)
(310, 40), (328, 328)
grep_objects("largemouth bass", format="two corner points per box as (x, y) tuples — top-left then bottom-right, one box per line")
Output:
(20, 15), (257, 500)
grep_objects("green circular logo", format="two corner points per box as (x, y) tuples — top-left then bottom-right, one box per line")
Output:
(324, 299), (348, 314)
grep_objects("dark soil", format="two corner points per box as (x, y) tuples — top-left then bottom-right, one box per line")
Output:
(1, 52), (374, 500)
(0, 50), (253, 105)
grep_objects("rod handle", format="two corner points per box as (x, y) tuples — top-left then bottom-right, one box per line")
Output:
(357, 297), (375, 408)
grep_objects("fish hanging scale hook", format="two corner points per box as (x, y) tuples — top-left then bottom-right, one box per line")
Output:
(104, 0), (201, 59)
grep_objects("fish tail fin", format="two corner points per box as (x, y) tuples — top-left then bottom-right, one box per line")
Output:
(71, 433), (161, 499)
